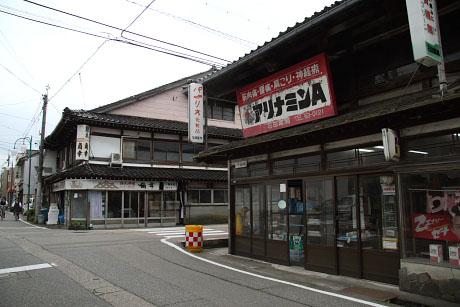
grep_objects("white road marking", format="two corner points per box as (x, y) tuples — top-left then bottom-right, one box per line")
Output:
(161, 238), (387, 307)
(0, 263), (54, 274)
(19, 218), (50, 230)
(150, 230), (224, 236)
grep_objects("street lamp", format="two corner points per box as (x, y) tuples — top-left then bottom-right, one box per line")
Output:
(13, 136), (33, 211)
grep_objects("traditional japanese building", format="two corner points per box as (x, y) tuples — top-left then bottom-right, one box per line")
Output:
(195, 0), (460, 302)
(44, 71), (242, 228)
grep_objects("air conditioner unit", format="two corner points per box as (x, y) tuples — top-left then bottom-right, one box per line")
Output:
(110, 153), (122, 167)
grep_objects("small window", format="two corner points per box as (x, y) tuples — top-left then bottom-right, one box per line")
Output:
(123, 139), (152, 160)
(297, 155), (321, 172)
(154, 141), (180, 161)
(327, 149), (358, 169)
(405, 133), (460, 161)
(214, 190), (228, 203)
(207, 102), (235, 121)
(249, 162), (268, 177)
(200, 190), (211, 203)
(272, 159), (295, 174)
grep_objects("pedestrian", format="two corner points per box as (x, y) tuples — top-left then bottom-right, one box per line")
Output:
(0, 197), (7, 220)
(12, 198), (22, 221)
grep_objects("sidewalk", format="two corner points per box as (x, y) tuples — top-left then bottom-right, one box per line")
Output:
(179, 225), (458, 307)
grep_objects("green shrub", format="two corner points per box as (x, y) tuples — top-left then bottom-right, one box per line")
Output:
(69, 221), (86, 230)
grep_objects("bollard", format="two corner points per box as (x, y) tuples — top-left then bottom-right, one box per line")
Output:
(185, 225), (203, 253)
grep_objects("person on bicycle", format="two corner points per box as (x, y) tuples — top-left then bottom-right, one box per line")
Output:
(0, 197), (7, 220)
(12, 198), (22, 221)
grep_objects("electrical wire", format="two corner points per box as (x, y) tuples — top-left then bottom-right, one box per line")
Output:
(23, 0), (231, 64)
(0, 8), (226, 67)
(121, 0), (156, 36)
(123, 0), (257, 48)
(0, 63), (41, 94)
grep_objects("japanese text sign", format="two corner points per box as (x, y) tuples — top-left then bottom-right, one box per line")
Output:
(76, 124), (89, 161)
(236, 53), (337, 138)
(406, 0), (442, 66)
(413, 213), (460, 242)
(188, 83), (204, 143)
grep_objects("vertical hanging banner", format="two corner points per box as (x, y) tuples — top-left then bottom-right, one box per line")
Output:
(236, 53), (337, 138)
(406, 0), (442, 66)
(188, 83), (204, 143)
(76, 124), (90, 161)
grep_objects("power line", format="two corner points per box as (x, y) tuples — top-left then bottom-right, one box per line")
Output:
(0, 8), (226, 67)
(0, 63), (41, 94)
(23, 0), (231, 64)
(124, 0), (257, 48)
(122, 0), (156, 35)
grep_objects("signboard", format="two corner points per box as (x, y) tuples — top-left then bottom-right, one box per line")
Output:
(382, 184), (396, 195)
(235, 160), (247, 169)
(163, 181), (178, 191)
(236, 53), (337, 138)
(413, 213), (460, 242)
(188, 83), (204, 143)
(382, 128), (400, 161)
(406, 0), (442, 66)
(52, 179), (164, 192)
(76, 124), (90, 161)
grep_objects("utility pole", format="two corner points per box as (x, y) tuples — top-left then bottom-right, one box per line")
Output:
(35, 91), (48, 221)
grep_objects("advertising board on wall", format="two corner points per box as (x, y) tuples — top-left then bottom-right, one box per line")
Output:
(406, 0), (442, 66)
(51, 179), (176, 192)
(236, 53), (337, 138)
(188, 83), (204, 143)
(76, 124), (90, 161)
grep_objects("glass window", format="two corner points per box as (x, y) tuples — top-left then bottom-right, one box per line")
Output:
(168, 143), (180, 161)
(405, 133), (460, 161)
(188, 190), (199, 203)
(252, 184), (265, 238)
(306, 179), (334, 245)
(272, 159), (294, 174)
(223, 107), (234, 121)
(232, 166), (248, 179)
(137, 141), (152, 160)
(214, 105), (223, 119)
(235, 187), (251, 236)
(107, 191), (122, 218)
(336, 177), (358, 248)
(401, 171), (460, 261)
(90, 191), (104, 219)
(267, 183), (287, 241)
(214, 190), (228, 203)
(154, 142), (167, 160)
(327, 150), (358, 169)
(249, 162), (268, 177)
(200, 190), (211, 203)
(124, 192), (139, 218)
(123, 140), (136, 159)
(359, 146), (386, 165)
(297, 155), (321, 173)
(183, 143), (194, 162)
(72, 191), (86, 219)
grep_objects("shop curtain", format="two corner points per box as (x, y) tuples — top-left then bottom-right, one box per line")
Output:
(91, 191), (103, 219)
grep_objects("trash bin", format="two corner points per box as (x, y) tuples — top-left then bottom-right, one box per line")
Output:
(185, 225), (203, 253)
(37, 214), (45, 224)
(40, 208), (49, 222)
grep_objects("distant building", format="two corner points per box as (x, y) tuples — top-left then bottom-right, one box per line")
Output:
(44, 70), (242, 228)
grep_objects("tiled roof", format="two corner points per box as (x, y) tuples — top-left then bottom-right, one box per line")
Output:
(45, 108), (242, 148)
(45, 163), (227, 183)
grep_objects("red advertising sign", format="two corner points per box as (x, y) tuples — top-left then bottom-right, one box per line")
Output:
(413, 213), (460, 242)
(236, 53), (337, 138)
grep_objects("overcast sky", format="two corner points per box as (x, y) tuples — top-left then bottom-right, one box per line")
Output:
(0, 0), (336, 167)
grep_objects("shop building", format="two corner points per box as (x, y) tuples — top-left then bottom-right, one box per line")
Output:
(195, 0), (460, 302)
(44, 71), (242, 228)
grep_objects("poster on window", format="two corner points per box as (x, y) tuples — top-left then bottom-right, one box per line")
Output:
(413, 213), (460, 242)
(236, 53), (337, 138)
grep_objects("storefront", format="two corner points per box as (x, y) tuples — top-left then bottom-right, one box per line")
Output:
(47, 164), (229, 228)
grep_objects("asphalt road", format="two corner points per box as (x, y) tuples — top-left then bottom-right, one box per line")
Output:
(0, 213), (393, 307)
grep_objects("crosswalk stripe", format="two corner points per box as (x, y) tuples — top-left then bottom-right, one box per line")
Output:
(0, 263), (54, 274)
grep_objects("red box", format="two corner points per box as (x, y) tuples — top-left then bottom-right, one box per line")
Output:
(429, 244), (443, 263)
(449, 246), (460, 265)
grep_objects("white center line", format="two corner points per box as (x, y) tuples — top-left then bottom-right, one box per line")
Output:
(0, 263), (54, 274)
